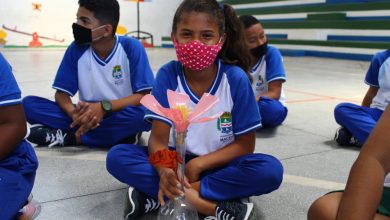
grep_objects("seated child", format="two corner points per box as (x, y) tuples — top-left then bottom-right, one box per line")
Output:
(308, 104), (390, 220)
(0, 53), (39, 220)
(23, 0), (154, 148)
(334, 50), (390, 147)
(239, 15), (288, 128)
(106, 1), (283, 219)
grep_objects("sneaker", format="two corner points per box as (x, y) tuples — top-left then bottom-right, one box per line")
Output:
(121, 132), (143, 145)
(27, 124), (75, 148)
(334, 127), (361, 147)
(18, 196), (41, 220)
(124, 186), (160, 220)
(210, 201), (256, 220)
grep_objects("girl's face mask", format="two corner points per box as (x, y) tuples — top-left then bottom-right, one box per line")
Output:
(173, 37), (223, 71)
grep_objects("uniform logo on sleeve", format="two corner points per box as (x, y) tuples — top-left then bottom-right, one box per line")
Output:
(112, 65), (124, 85)
(218, 112), (234, 144)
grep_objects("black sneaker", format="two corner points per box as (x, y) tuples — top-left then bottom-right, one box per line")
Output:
(124, 186), (160, 220)
(334, 127), (361, 147)
(214, 201), (256, 220)
(27, 124), (75, 148)
(120, 132), (143, 145)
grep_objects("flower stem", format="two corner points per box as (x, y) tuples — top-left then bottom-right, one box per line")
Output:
(175, 130), (187, 195)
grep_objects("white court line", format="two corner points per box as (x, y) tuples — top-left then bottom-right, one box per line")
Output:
(284, 174), (345, 190)
(36, 150), (346, 190)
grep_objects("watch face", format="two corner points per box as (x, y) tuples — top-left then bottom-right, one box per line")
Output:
(102, 101), (112, 111)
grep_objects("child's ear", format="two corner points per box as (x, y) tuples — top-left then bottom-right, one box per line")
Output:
(220, 33), (227, 43)
(170, 32), (175, 41)
(104, 24), (113, 37)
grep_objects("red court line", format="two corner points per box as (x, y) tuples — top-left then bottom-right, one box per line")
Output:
(285, 88), (361, 104)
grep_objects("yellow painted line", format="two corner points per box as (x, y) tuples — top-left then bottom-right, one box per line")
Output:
(36, 150), (346, 190)
(284, 174), (345, 190)
(35, 149), (106, 161)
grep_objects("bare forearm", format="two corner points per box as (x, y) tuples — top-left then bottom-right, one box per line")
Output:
(338, 105), (390, 219)
(111, 92), (147, 111)
(55, 91), (75, 117)
(259, 80), (282, 100)
(148, 121), (171, 155)
(337, 157), (385, 220)
(259, 91), (280, 100)
(362, 96), (373, 107)
(362, 86), (378, 107)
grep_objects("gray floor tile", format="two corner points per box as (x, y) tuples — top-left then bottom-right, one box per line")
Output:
(0, 48), (372, 219)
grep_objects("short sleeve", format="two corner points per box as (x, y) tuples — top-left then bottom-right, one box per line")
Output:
(227, 66), (262, 135)
(52, 42), (86, 96)
(123, 37), (154, 93)
(144, 61), (179, 126)
(365, 52), (383, 87)
(265, 46), (286, 83)
(0, 53), (22, 106)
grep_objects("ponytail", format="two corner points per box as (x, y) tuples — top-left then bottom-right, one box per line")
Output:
(219, 4), (252, 82)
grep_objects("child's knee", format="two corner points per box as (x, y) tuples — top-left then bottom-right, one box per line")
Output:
(263, 157), (283, 190)
(106, 144), (128, 175)
(308, 192), (342, 220)
(22, 96), (35, 110)
(250, 154), (284, 191)
(334, 102), (358, 118)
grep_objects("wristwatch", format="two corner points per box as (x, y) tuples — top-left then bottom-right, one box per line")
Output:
(100, 100), (112, 115)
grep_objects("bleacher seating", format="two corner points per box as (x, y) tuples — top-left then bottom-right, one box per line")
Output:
(162, 0), (390, 60)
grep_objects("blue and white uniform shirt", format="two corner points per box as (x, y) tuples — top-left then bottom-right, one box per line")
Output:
(0, 53), (22, 107)
(385, 173), (390, 188)
(250, 45), (286, 106)
(145, 60), (262, 156)
(53, 36), (154, 102)
(365, 50), (390, 111)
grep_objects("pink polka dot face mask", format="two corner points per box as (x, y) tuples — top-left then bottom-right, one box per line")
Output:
(173, 38), (223, 71)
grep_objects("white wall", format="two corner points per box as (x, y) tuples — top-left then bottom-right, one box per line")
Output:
(0, 0), (181, 46)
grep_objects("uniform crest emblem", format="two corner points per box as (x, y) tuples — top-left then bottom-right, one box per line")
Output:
(217, 112), (232, 134)
(112, 65), (123, 79)
(112, 65), (124, 85)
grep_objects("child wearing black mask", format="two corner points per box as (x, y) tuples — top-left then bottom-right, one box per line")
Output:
(22, 0), (154, 148)
(239, 15), (288, 128)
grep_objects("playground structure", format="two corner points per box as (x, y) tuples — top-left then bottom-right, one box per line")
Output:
(2, 25), (64, 47)
(125, 1), (154, 48)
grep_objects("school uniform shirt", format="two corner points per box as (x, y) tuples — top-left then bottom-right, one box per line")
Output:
(250, 45), (286, 106)
(365, 50), (390, 111)
(0, 53), (22, 107)
(385, 173), (390, 187)
(53, 35), (154, 102)
(0, 52), (36, 159)
(145, 60), (262, 156)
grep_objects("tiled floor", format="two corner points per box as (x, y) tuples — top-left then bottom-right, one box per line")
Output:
(1, 47), (370, 220)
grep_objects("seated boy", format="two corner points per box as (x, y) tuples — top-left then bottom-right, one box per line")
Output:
(23, 0), (154, 148)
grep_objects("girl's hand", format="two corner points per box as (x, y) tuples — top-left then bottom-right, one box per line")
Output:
(156, 167), (183, 205)
(185, 157), (204, 183)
